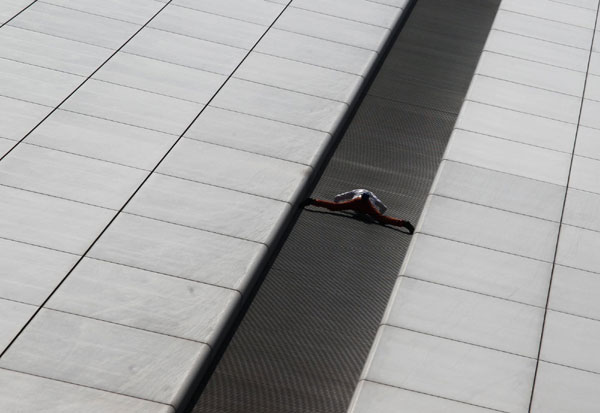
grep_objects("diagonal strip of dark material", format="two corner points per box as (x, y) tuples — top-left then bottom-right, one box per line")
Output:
(192, 1), (499, 412)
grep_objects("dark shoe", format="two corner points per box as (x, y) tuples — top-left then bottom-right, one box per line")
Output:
(301, 198), (314, 207)
(403, 221), (415, 234)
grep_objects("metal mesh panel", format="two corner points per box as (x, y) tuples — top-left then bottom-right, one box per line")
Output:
(191, 0), (500, 412)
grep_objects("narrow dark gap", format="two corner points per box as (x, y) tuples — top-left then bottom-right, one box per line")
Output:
(191, 1), (500, 412)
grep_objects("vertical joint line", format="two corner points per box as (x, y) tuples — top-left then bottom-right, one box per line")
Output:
(527, 6), (600, 412)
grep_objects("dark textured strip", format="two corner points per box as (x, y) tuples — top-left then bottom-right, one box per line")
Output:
(191, 1), (501, 412)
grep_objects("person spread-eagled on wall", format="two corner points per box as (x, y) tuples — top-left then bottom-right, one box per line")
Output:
(305, 189), (414, 234)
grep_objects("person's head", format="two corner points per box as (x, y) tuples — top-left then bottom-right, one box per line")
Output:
(361, 192), (370, 201)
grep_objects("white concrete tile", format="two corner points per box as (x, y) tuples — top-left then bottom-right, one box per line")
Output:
(467, 75), (581, 124)
(0, 96), (51, 141)
(530, 361), (600, 413)
(125, 173), (290, 244)
(0, 144), (147, 209)
(554, 0), (598, 9)
(275, 7), (389, 51)
(291, 0), (402, 28)
(403, 234), (552, 307)
(492, 9), (593, 49)
(0, 185), (113, 254)
(185, 106), (330, 166)
(255, 29), (377, 76)
(0, 309), (210, 407)
(0, 238), (78, 305)
(95, 52), (226, 103)
(590, 51), (600, 76)
(42, 0), (164, 24)
(433, 160), (565, 221)
(62, 79), (203, 135)
(384, 277), (544, 357)
(158, 138), (311, 202)
(26, 110), (177, 170)
(484, 30), (589, 72)
(48, 258), (239, 345)
(476, 51), (585, 96)
(349, 381), (496, 413)
(149, 5), (265, 49)
(570, 155), (600, 194)
(584, 74), (600, 101)
(457, 101), (577, 152)
(563, 188), (600, 231)
(172, 0), (284, 26)
(500, 0), (596, 29)
(211, 78), (347, 133)
(0, 138), (13, 158)
(234, 52), (362, 103)
(89, 213), (267, 291)
(0, 369), (175, 413)
(580, 99), (600, 129)
(445, 129), (572, 186)
(9, 2), (140, 49)
(420, 196), (559, 262)
(0, 299), (36, 353)
(0, 0), (32, 24)
(362, 326), (536, 413)
(123, 28), (246, 76)
(549, 264), (600, 320)
(557, 225), (600, 273)
(575, 126), (600, 160)
(541, 310), (600, 373)
(0, 58), (83, 107)
(0, 26), (112, 76)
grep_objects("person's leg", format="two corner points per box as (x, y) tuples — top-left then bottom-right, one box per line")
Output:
(363, 201), (414, 233)
(309, 198), (357, 212)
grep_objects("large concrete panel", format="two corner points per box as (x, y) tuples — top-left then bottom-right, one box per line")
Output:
(290, 0), (403, 28)
(0, 369), (175, 413)
(234, 52), (362, 103)
(255, 29), (377, 76)
(148, 5), (264, 50)
(455, 100), (577, 153)
(25, 109), (178, 170)
(0, 185), (113, 254)
(157, 135), (311, 202)
(484, 29), (589, 71)
(445, 129), (572, 186)
(0, 309), (210, 407)
(0, 299), (36, 353)
(362, 326), (536, 412)
(0, 238), (78, 305)
(541, 310), (600, 373)
(0, 95), (52, 141)
(420, 195), (559, 261)
(185, 106), (330, 166)
(349, 381), (496, 413)
(530, 361), (600, 413)
(0, 26), (111, 76)
(274, 7), (390, 51)
(89, 213), (267, 291)
(47, 258), (240, 345)
(0, 143), (147, 209)
(403, 234), (553, 306)
(41, 0), (164, 24)
(384, 277), (544, 357)
(123, 27), (246, 76)
(125, 173), (290, 244)
(211, 78), (347, 133)
(61, 79), (203, 135)
(433, 160), (565, 221)
(171, 0), (284, 26)
(549, 264), (600, 320)
(0, 58), (83, 107)
(95, 52), (226, 103)
(8, 2), (140, 49)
